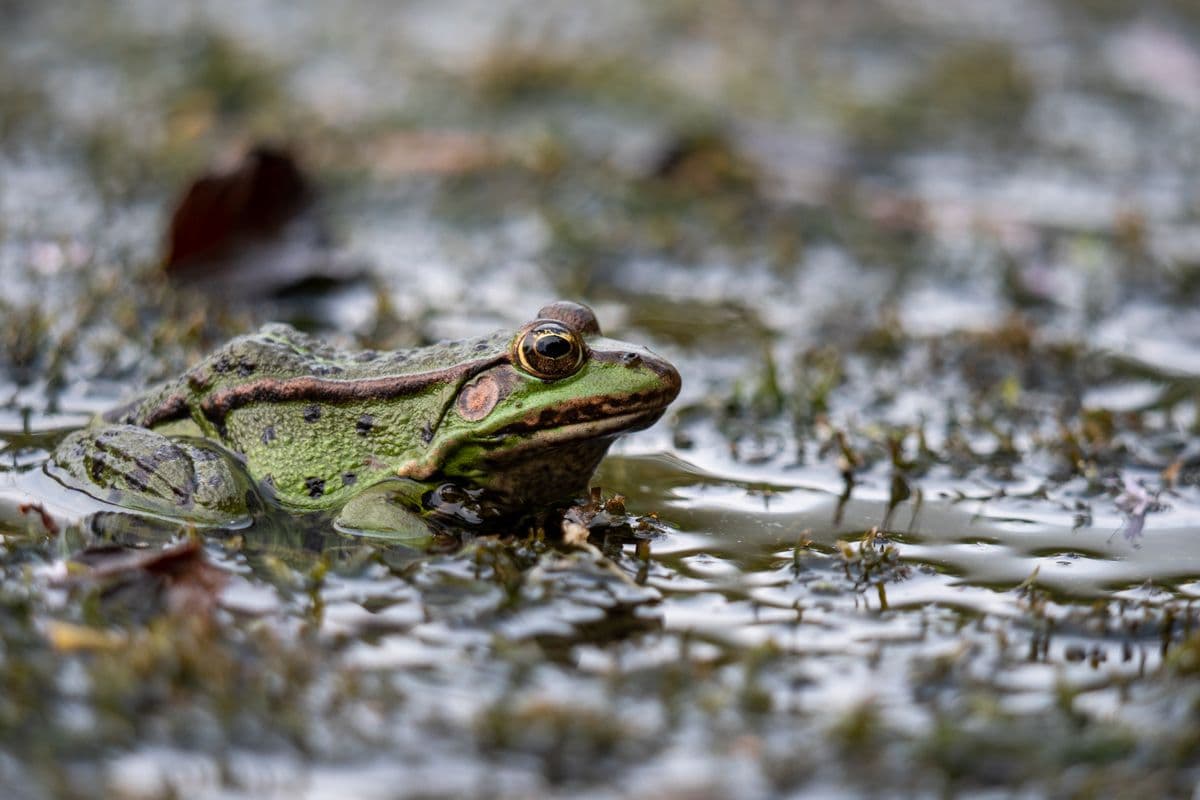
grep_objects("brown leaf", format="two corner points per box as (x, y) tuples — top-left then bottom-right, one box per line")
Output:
(44, 621), (127, 653)
(364, 130), (502, 177)
(17, 502), (59, 536)
(163, 145), (311, 271)
(67, 539), (229, 619)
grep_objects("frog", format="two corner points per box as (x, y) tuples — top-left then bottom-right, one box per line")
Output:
(40, 301), (681, 536)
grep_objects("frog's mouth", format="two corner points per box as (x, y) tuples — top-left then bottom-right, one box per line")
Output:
(533, 405), (667, 440)
(475, 391), (674, 462)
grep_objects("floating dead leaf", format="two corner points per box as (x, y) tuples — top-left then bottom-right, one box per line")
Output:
(649, 130), (759, 194)
(364, 130), (503, 177)
(557, 487), (664, 547)
(1163, 459), (1183, 488)
(863, 188), (928, 234)
(561, 519), (590, 547)
(17, 502), (58, 536)
(44, 620), (127, 653)
(66, 539), (229, 619)
(162, 145), (364, 297)
(164, 145), (311, 270)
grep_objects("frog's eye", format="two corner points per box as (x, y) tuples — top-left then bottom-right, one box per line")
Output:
(514, 321), (586, 380)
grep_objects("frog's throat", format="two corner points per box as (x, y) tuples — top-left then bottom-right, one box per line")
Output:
(481, 406), (668, 463)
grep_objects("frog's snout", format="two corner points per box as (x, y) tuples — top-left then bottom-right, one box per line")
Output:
(639, 350), (682, 405)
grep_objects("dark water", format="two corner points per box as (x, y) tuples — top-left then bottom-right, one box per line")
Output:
(3, 1), (1200, 797)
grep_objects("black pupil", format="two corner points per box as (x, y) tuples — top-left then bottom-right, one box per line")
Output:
(536, 334), (572, 359)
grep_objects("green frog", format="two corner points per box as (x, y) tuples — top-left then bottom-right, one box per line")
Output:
(41, 302), (680, 536)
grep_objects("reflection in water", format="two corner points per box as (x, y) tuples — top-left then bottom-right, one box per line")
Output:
(6, 440), (1195, 795)
(606, 451), (1200, 592)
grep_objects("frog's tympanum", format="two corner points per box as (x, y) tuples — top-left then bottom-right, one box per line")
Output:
(46, 302), (680, 535)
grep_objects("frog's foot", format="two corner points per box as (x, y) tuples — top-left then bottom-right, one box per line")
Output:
(48, 426), (256, 527)
(334, 479), (434, 541)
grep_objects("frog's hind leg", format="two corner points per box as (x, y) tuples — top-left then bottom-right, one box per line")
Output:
(49, 425), (255, 526)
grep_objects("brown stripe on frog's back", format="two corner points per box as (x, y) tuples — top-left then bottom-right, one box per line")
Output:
(103, 392), (193, 427)
(197, 355), (508, 425)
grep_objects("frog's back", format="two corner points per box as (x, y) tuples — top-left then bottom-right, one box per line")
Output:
(108, 324), (510, 428)
(101, 324), (511, 509)
(193, 323), (507, 382)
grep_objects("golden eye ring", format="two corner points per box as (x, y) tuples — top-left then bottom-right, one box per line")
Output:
(513, 321), (586, 380)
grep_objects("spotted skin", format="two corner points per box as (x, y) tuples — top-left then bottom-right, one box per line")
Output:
(50, 302), (681, 528)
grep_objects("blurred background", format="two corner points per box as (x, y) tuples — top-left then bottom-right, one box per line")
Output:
(3, 1), (1200, 797)
(4, 1), (1198, 376)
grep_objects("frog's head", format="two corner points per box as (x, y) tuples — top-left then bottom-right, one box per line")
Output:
(426, 301), (681, 508)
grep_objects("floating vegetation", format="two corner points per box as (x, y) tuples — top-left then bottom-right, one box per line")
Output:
(3, 1), (1200, 797)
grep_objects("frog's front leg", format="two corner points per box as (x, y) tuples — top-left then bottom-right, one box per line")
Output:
(48, 425), (256, 527)
(334, 479), (434, 541)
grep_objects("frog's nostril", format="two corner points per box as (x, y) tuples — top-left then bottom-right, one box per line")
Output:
(621, 352), (642, 366)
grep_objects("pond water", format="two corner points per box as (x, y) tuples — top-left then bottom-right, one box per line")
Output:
(3, 1), (1200, 797)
